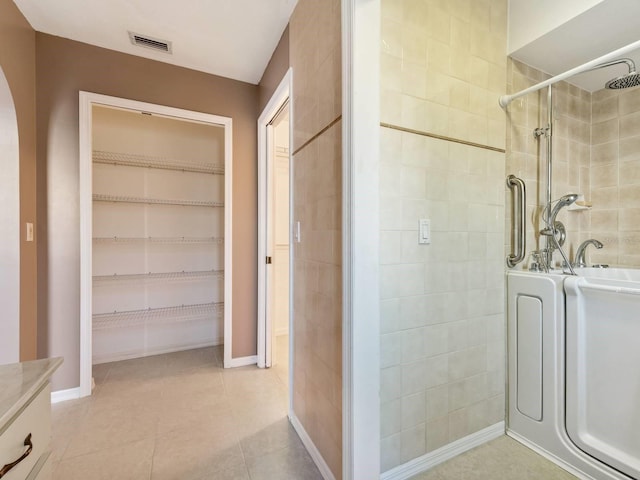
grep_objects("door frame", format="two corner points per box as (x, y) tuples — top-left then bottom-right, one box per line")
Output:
(79, 92), (233, 396)
(257, 69), (293, 371)
(342, 1), (381, 478)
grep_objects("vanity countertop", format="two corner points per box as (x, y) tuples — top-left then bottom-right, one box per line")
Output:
(0, 358), (62, 430)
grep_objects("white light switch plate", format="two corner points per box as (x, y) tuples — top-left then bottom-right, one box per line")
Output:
(419, 219), (431, 244)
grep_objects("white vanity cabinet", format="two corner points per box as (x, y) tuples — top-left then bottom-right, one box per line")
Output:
(0, 359), (62, 480)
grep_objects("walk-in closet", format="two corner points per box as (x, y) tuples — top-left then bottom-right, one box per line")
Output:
(91, 105), (227, 364)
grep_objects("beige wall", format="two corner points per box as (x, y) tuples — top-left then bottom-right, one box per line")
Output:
(380, 0), (507, 472)
(0, 0), (38, 361)
(258, 26), (290, 114)
(290, 0), (343, 478)
(35, 33), (259, 389)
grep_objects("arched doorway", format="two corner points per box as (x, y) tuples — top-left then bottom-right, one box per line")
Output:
(0, 66), (21, 364)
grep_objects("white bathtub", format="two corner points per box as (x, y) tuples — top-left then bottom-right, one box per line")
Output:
(507, 269), (639, 480)
(574, 266), (640, 282)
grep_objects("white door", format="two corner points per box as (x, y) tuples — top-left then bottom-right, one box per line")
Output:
(265, 106), (290, 367)
(257, 69), (292, 370)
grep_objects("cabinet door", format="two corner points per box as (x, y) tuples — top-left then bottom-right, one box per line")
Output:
(0, 385), (51, 480)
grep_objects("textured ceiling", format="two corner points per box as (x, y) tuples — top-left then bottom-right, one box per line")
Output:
(13, 0), (297, 84)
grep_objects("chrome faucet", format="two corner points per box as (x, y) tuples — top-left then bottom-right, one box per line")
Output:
(573, 239), (604, 268)
(540, 194), (578, 273)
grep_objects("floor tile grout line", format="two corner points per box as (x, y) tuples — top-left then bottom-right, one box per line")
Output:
(148, 431), (159, 480)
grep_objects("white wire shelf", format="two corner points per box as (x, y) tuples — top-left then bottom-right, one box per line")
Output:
(93, 194), (223, 207)
(92, 236), (224, 244)
(93, 150), (225, 175)
(93, 269), (224, 283)
(93, 302), (224, 330)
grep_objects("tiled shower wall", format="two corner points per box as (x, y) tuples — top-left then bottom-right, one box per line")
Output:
(506, 59), (640, 269)
(590, 87), (640, 267)
(505, 60), (592, 265)
(290, 0), (342, 478)
(379, 0), (507, 472)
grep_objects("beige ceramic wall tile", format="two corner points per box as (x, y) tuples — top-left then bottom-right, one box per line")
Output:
(620, 135), (640, 163)
(380, 0), (507, 151)
(381, 433), (402, 472)
(590, 85), (640, 266)
(592, 95), (619, 123)
(620, 111), (640, 139)
(619, 160), (640, 185)
(379, 126), (506, 470)
(592, 118), (619, 145)
(292, 114), (342, 478)
(290, 1), (343, 476)
(619, 208), (640, 231)
(619, 88), (640, 116)
(507, 57), (640, 268)
(290, 0), (341, 152)
(378, 0), (514, 473)
(506, 58), (594, 267)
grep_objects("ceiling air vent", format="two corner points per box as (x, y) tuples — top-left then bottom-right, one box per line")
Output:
(128, 32), (172, 54)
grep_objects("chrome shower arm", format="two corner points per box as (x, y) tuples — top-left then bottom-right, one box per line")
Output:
(585, 58), (635, 74)
(499, 39), (640, 108)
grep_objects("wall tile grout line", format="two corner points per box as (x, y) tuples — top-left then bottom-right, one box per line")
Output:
(380, 123), (506, 154)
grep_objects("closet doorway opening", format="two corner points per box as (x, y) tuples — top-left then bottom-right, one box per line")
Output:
(258, 70), (292, 387)
(79, 92), (232, 397)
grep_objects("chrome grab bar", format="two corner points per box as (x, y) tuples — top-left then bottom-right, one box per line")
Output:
(506, 175), (526, 268)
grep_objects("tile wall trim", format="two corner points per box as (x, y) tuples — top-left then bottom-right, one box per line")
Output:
(290, 412), (337, 480)
(380, 123), (506, 154)
(292, 115), (343, 156)
(380, 422), (505, 480)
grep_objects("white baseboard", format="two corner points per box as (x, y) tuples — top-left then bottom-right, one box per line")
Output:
(381, 422), (505, 480)
(51, 387), (81, 404)
(225, 355), (258, 368)
(93, 339), (221, 364)
(289, 412), (336, 480)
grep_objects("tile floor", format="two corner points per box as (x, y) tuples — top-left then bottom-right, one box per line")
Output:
(52, 338), (578, 480)
(51, 336), (322, 479)
(409, 435), (578, 480)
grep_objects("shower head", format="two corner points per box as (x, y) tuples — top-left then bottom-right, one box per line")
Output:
(606, 71), (640, 89)
(548, 194), (579, 224)
(591, 58), (640, 90)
